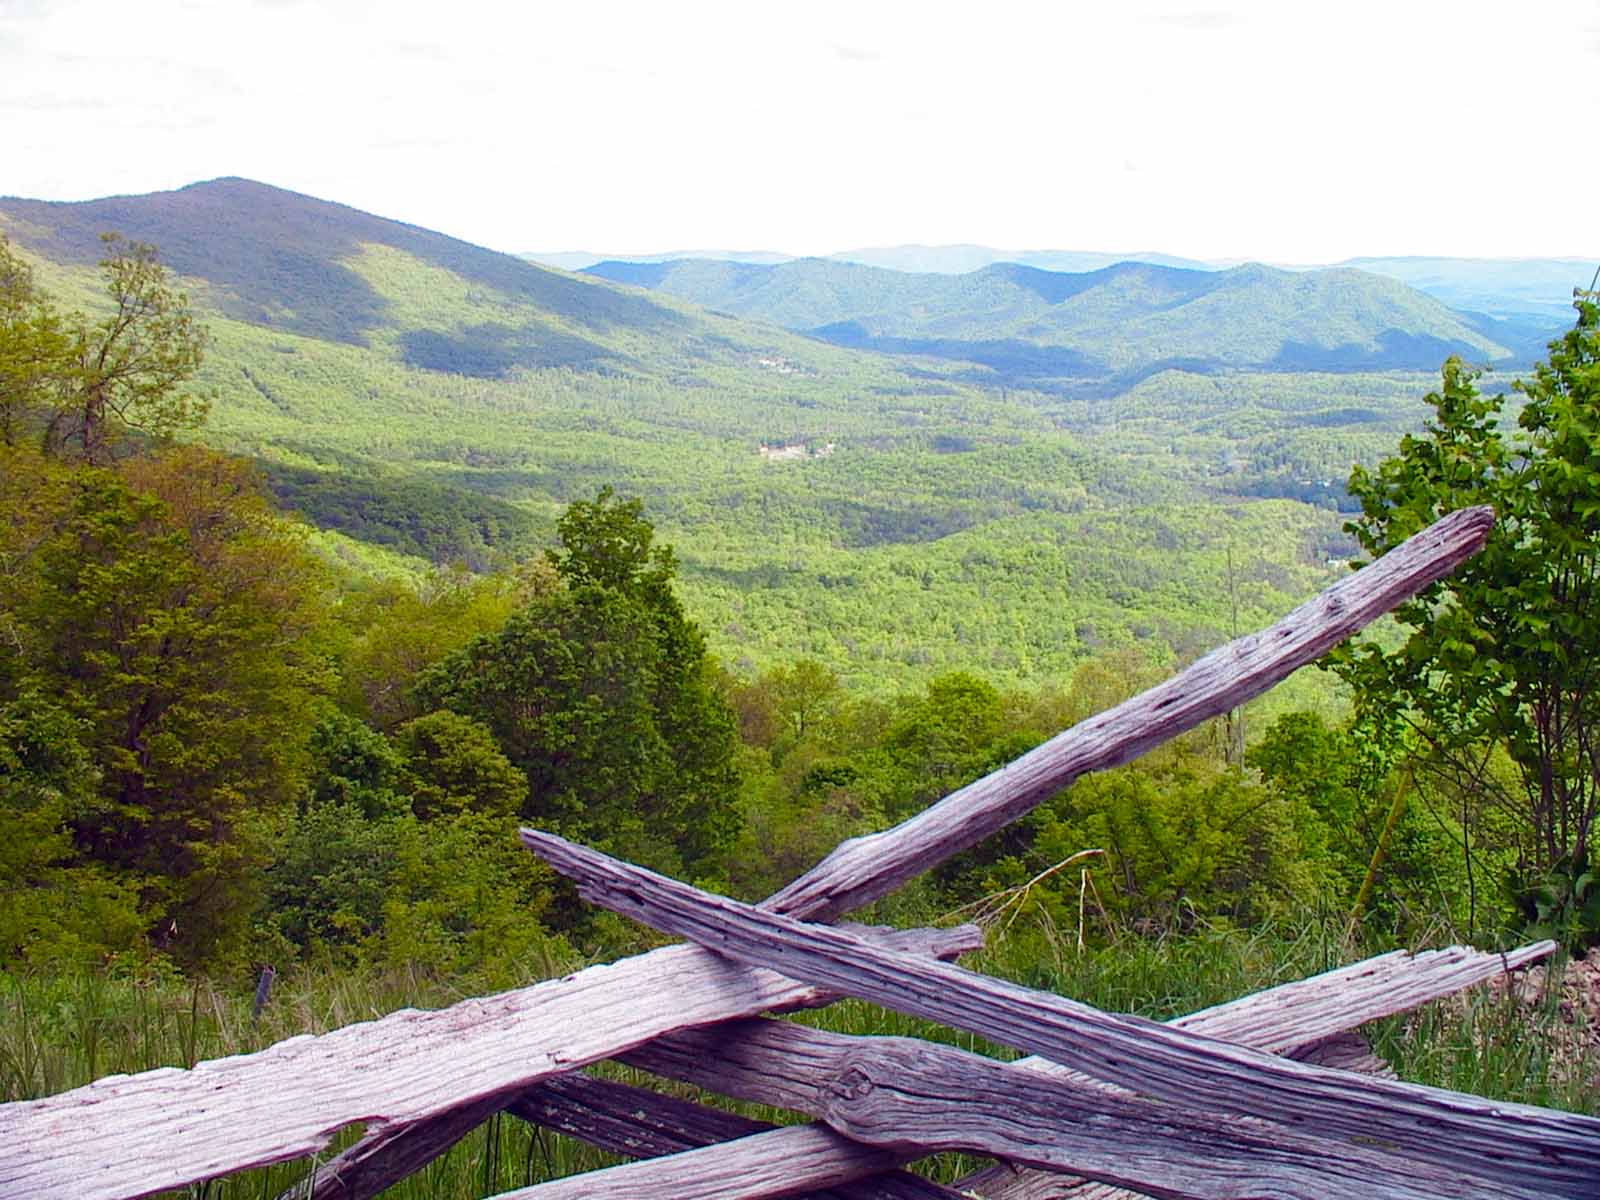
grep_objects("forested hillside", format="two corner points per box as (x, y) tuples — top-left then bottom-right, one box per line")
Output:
(0, 178), (1430, 689)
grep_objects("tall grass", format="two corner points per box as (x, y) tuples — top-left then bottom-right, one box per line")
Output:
(2, 920), (1592, 1198)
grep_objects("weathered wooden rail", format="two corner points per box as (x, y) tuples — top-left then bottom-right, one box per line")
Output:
(6, 505), (1595, 1200)
(523, 830), (1599, 1199)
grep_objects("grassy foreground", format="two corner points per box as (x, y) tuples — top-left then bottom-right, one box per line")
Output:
(2, 922), (1594, 1198)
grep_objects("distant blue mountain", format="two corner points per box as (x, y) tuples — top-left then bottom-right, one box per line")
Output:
(1332, 256), (1596, 323)
(521, 248), (793, 271)
(826, 244), (1215, 274)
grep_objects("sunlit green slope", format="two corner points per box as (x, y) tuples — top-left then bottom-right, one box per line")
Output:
(0, 179), (1451, 691)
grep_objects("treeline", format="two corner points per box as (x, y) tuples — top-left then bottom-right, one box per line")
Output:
(0, 385), (1474, 977)
(0, 429), (1474, 976)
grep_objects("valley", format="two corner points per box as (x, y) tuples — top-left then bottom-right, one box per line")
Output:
(0, 178), (1574, 694)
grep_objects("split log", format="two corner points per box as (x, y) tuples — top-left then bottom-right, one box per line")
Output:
(1287, 1030), (1397, 1077)
(495, 1123), (916, 1200)
(532, 1018), (1492, 1200)
(513, 1073), (771, 1160)
(614, 944), (1545, 1200)
(292, 1072), (968, 1200)
(523, 829), (1600, 1199)
(1163, 942), (1540, 1051)
(766, 505), (1495, 920)
(276, 1093), (507, 1200)
(957, 1033), (1399, 1200)
(0, 924), (978, 1200)
(511, 946), (1522, 1200)
(509, 1074), (968, 1199)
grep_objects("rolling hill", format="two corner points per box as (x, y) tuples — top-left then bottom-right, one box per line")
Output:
(581, 255), (1516, 389)
(0, 177), (695, 367)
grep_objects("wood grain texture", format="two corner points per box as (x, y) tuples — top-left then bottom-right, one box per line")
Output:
(493, 1123), (910, 1200)
(615, 944), (1546, 1200)
(765, 506), (1495, 921)
(1164, 942), (1550, 1051)
(814, 1035), (1486, 1200)
(607, 1019), (1488, 1200)
(0, 924), (979, 1200)
(278, 1094), (506, 1200)
(959, 1034), (1400, 1200)
(512, 1073), (772, 1155)
(510, 1074), (968, 1199)
(524, 829), (1600, 1199)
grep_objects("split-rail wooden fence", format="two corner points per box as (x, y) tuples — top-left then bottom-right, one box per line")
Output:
(4, 505), (1599, 1199)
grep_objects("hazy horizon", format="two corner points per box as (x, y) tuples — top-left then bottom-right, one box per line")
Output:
(6, 2), (1600, 263)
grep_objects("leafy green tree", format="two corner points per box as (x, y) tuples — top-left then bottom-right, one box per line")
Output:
(257, 800), (563, 979)
(333, 568), (523, 730)
(394, 710), (525, 821)
(766, 658), (844, 747)
(884, 672), (1031, 818)
(0, 444), (77, 689)
(0, 235), (72, 447)
(46, 234), (209, 463)
(418, 489), (741, 880)
(1034, 757), (1317, 936)
(12, 447), (328, 963)
(546, 486), (672, 594)
(1333, 302), (1600, 908)
(304, 709), (408, 819)
(727, 751), (889, 900)
(1249, 711), (1466, 936)
(260, 796), (394, 954)
(266, 711), (553, 973)
(0, 690), (145, 964)
(1247, 711), (1380, 894)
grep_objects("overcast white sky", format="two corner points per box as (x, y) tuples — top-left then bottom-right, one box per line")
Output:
(3, 0), (1598, 262)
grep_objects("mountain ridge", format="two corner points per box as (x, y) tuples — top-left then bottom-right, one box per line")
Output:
(527, 241), (1595, 327)
(0, 177), (687, 355)
(582, 253), (1517, 386)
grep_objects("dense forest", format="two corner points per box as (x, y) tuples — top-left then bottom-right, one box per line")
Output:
(3, 228), (1597, 987)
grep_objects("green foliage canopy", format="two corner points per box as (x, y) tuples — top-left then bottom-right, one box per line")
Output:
(1333, 299), (1600, 897)
(0, 236), (72, 448)
(2, 446), (329, 964)
(418, 489), (741, 882)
